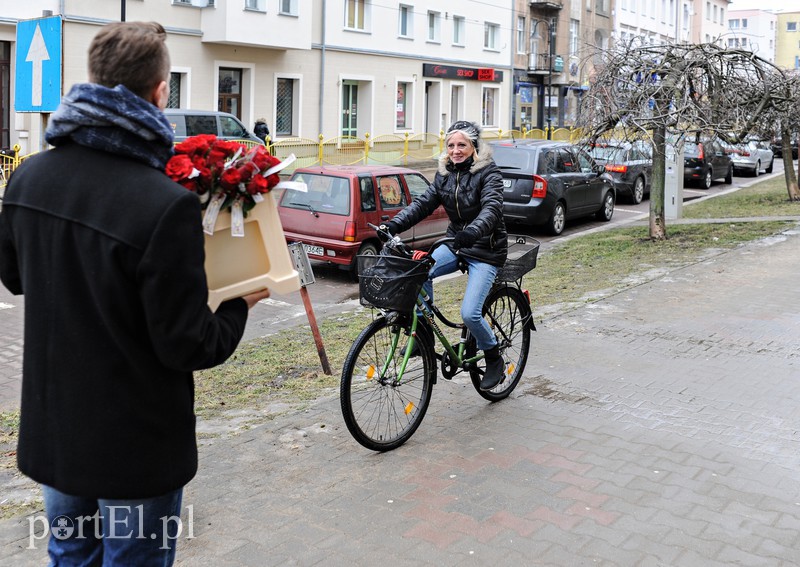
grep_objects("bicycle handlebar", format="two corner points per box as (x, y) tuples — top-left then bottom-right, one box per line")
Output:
(370, 222), (455, 259)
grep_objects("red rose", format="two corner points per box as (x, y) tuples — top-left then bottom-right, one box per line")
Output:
(219, 168), (242, 191)
(175, 134), (216, 156)
(165, 154), (196, 182)
(245, 174), (269, 194)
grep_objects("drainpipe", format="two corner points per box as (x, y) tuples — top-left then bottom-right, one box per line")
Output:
(318, 0), (326, 137)
(509, 5), (515, 132)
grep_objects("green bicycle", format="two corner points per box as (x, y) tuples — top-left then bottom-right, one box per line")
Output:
(340, 227), (539, 451)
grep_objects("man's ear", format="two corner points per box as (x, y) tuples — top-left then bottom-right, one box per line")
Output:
(150, 80), (168, 109)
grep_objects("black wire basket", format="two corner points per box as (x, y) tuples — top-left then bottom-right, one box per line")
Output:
(358, 253), (431, 313)
(496, 237), (540, 282)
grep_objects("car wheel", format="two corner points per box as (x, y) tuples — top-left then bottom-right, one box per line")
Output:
(631, 176), (645, 205)
(753, 161), (760, 177)
(596, 191), (615, 222)
(766, 159), (774, 174)
(548, 202), (566, 236)
(724, 165), (733, 184)
(350, 241), (379, 282)
(701, 168), (713, 189)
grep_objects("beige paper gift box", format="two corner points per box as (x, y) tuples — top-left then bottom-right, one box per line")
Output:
(204, 193), (301, 311)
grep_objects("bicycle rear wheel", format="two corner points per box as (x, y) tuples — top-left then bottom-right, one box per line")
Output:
(469, 286), (532, 401)
(340, 316), (436, 451)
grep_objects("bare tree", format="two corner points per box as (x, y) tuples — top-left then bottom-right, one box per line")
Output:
(577, 40), (791, 239)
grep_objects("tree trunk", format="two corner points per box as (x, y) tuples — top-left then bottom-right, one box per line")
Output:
(780, 126), (800, 201)
(649, 123), (667, 240)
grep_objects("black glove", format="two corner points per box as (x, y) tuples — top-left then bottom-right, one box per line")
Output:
(452, 230), (478, 250)
(377, 221), (398, 242)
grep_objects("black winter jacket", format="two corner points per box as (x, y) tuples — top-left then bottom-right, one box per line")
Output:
(0, 142), (249, 499)
(390, 140), (508, 267)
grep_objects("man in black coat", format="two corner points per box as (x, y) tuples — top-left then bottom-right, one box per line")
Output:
(0, 22), (269, 566)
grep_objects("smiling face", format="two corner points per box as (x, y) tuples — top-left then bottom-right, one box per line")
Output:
(446, 131), (475, 164)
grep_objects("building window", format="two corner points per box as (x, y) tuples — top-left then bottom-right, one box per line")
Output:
(245, 0), (265, 11)
(218, 68), (242, 119)
(621, 0), (627, 10)
(427, 11), (440, 42)
(484, 22), (499, 50)
(730, 19), (739, 29)
(167, 72), (182, 108)
(569, 19), (580, 57)
(279, 0), (298, 15)
(453, 15), (465, 45)
(276, 78), (297, 137)
(345, 0), (368, 31)
(517, 16), (526, 54)
(396, 82), (411, 129)
(399, 5), (412, 38)
(788, 22), (797, 32)
(482, 87), (499, 127)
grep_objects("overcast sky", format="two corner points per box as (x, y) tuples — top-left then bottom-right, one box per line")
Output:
(728, 0), (799, 11)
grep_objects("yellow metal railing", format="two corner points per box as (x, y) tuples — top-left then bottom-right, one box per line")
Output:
(1, 127), (585, 181)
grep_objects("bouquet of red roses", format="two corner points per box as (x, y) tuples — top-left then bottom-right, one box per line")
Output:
(165, 134), (297, 236)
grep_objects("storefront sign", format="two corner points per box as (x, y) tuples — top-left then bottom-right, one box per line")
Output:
(422, 64), (503, 83)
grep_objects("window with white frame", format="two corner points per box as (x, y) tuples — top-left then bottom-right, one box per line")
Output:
(427, 11), (441, 42)
(453, 15), (465, 45)
(245, 0), (265, 11)
(517, 16), (526, 54)
(276, 77), (298, 137)
(569, 19), (579, 57)
(167, 72), (183, 108)
(399, 5), (413, 38)
(484, 22), (499, 50)
(730, 19), (739, 29)
(279, 0), (298, 15)
(481, 87), (499, 127)
(396, 81), (412, 129)
(788, 21), (797, 32)
(345, 0), (368, 31)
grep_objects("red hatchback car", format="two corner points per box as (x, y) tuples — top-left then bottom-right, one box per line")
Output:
(277, 165), (448, 277)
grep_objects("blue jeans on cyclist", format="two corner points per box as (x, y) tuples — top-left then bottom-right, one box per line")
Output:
(425, 244), (498, 352)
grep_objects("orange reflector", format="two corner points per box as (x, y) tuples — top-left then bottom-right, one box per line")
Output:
(366, 365), (375, 380)
(507, 363), (515, 375)
(404, 402), (415, 415)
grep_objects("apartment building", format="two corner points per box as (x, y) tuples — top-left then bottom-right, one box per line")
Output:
(688, 0), (730, 45)
(726, 9), (777, 64)
(775, 11), (800, 70)
(0, 0), (517, 154)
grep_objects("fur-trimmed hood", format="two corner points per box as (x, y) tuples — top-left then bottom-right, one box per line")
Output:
(437, 139), (495, 176)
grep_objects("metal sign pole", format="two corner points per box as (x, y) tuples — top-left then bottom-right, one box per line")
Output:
(287, 243), (332, 375)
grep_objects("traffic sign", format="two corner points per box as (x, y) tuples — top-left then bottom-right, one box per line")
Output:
(15, 15), (62, 113)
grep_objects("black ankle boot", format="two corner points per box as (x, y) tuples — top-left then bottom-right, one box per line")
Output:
(480, 346), (504, 391)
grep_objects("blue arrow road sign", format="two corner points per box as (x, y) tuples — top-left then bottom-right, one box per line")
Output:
(15, 15), (62, 113)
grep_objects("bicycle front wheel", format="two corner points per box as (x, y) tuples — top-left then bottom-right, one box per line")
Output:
(340, 316), (436, 451)
(469, 286), (532, 401)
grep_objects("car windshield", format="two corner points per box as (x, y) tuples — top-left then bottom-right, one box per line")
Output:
(282, 173), (351, 216)
(492, 146), (535, 171)
(589, 146), (626, 163)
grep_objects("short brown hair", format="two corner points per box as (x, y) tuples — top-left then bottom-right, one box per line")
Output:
(88, 22), (170, 99)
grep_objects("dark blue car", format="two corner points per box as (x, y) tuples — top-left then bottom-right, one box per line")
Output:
(586, 140), (652, 205)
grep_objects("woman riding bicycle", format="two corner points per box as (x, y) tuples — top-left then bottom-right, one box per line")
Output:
(380, 120), (508, 391)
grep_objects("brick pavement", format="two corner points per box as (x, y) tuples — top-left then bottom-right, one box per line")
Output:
(2, 221), (799, 565)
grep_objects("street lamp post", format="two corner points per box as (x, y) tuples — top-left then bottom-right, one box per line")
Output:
(531, 18), (557, 139)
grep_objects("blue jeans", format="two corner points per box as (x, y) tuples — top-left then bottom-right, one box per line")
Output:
(42, 485), (184, 567)
(424, 245), (498, 351)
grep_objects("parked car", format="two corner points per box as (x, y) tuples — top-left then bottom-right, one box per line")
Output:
(770, 135), (798, 159)
(683, 138), (733, 189)
(489, 140), (616, 236)
(585, 140), (652, 204)
(164, 109), (264, 144)
(277, 165), (447, 278)
(722, 139), (774, 177)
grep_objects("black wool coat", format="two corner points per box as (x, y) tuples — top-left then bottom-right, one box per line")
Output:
(0, 142), (249, 499)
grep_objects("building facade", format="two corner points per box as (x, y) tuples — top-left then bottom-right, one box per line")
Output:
(774, 11), (800, 70)
(726, 9), (777, 64)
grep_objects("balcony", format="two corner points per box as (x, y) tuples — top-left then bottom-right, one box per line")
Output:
(200, 2), (311, 49)
(529, 0), (563, 9)
(528, 53), (552, 74)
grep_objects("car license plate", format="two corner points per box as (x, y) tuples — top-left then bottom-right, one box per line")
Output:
(502, 179), (512, 189)
(303, 244), (324, 257)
